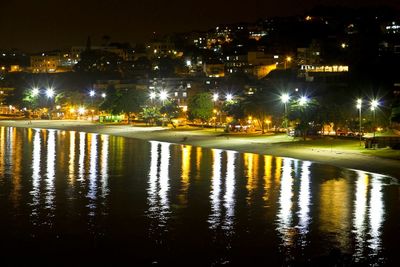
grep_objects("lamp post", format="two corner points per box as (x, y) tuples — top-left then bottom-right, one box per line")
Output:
(213, 93), (219, 129)
(356, 99), (362, 146)
(370, 100), (379, 138)
(280, 93), (290, 134)
(149, 92), (156, 106)
(46, 88), (55, 119)
(159, 90), (168, 106)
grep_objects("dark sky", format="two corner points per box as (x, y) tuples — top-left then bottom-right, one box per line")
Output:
(0, 0), (399, 52)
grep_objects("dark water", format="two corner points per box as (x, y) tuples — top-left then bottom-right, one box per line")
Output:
(0, 127), (398, 266)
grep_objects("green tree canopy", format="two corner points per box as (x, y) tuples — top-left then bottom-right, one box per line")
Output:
(187, 92), (213, 122)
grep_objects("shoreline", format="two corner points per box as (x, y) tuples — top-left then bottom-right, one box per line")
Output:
(1, 120), (399, 179)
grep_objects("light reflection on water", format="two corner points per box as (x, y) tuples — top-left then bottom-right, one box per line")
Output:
(0, 127), (397, 265)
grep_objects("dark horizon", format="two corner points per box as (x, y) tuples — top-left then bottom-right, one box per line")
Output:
(0, 0), (399, 53)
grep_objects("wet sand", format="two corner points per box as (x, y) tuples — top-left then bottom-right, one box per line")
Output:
(1, 120), (399, 179)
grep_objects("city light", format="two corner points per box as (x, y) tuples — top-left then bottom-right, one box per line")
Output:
(356, 99), (362, 109)
(101, 93), (106, 98)
(89, 90), (95, 97)
(32, 88), (39, 97)
(299, 96), (309, 106)
(280, 93), (290, 104)
(356, 99), (362, 146)
(226, 93), (233, 101)
(159, 90), (168, 101)
(213, 93), (219, 102)
(149, 92), (156, 100)
(370, 100), (379, 111)
(46, 88), (54, 98)
(280, 93), (290, 134)
(78, 107), (85, 115)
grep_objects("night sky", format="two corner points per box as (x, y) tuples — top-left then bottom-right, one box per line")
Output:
(1, 0), (399, 52)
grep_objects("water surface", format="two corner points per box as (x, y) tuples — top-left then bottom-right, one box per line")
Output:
(0, 127), (398, 266)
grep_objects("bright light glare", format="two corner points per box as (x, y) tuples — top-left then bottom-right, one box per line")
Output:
(159, 91), (168, 101)
(371, 100), (379, 109)
(78, 107), (85, 115)
(101, 93), (106, 98)
(89, 90), (95, 97)
(280, 93), (290, 104)
(299, 96), (308, 106)
(149, 92), (156, 100)
(356, 99), (362, 109)
(213, 93), (219, 102)
(32, 88), (39, 97)
(226, 93), (233, 101)
(46, 88), (54, 98)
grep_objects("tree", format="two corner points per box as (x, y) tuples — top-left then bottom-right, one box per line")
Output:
(187, 92), (213, 123)
(289, 97), (319, 140)
(140, 106), (161, 126)
(100, 85), (146, 122)
(243, 89), (273, 134)
(160, 100), (181, 128)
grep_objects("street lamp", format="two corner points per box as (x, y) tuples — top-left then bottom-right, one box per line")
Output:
(213, 109), (217, 131)
(299, 96), (308, 106)
(280, 93), (290, 134)
(149, 92), (156, 105)
(356, 99), (362, 146)
(101, 93), (106, 98)
(370, 99), (379, 138)
(226, 93), (233, 102)
(213, 93), (219, 102)
(32, 87), (39, 97)
(159, 90), (168, 106)
(46, 88), (54, 98)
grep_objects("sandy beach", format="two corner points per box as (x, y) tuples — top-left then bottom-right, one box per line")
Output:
(1, 119), (399, 179)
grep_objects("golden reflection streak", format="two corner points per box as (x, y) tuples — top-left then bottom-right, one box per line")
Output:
(87, 133), (98, 213)
(196, 147), (202, 172)
(27, 127), (33, 142)
(319, 177), (351, 249)
(263, 155), (273, 201)
(368, 173), (384, 255)
(45, 129), (56, 209)
(69, 131), (76, 185)
(11, 127), (22, 208)
(223, 150), (237, 231)
(298, 161), (312, 237)
(179, 145), (191, 205)
(78, 132), (86, 182)
(276, 158), (294, 246)
(31, 129), (41, 217)
(0, 127), (5, 178)
(208, 149), (222, 228)
(275, 157), (282, 184)
(100, 135), (109, 197)
(353, 171), (369, 260)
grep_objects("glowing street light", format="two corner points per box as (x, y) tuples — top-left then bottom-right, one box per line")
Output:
(32, 87), (39, 97)
(159, 90), (168, 105)
(280, 93), (290, 134)
(226, 93), (233, 102)
(299, 96), (309, 106)
(213, 93), (219, 102)
(46, 88), (54, 98)
(356, 99), (362, 146)
(78, 107), (85, 115)
(101, 93), (106, 98)
(370, 100), (379, 138)
(89, 90), (95, 97)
